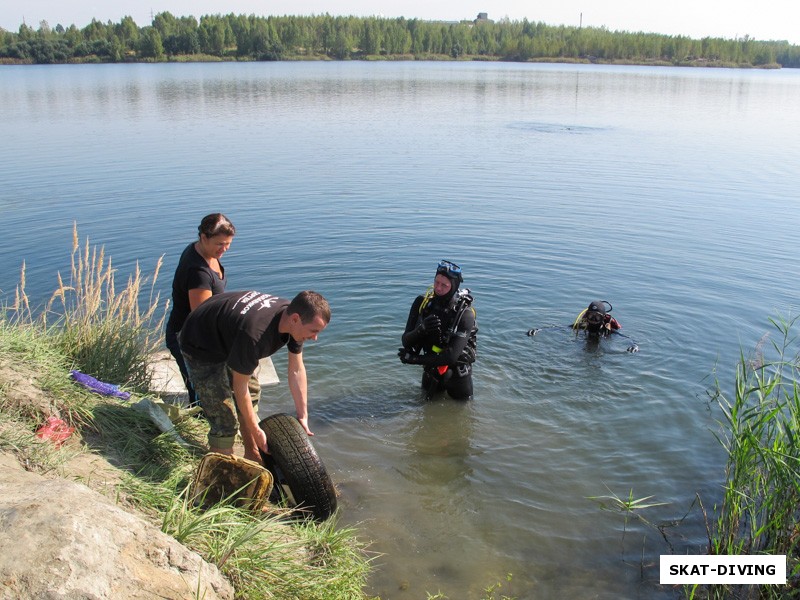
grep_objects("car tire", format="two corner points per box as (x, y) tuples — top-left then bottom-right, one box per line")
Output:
(258, 413), (337, 521)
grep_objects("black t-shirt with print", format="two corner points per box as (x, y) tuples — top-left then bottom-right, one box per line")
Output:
(165, 242), (227, 336)
(179, 290), (303, 374)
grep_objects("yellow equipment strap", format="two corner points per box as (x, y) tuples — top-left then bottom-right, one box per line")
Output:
(572, 308), (588, 329)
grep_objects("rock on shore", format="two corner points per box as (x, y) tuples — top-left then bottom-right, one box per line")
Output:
(0, 453), (234, 600)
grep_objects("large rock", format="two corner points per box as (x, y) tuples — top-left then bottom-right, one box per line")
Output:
(0, 455), (234, 600)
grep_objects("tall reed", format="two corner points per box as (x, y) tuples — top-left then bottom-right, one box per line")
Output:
(701, 315), (800, 599)
(42, 223), (167, 391)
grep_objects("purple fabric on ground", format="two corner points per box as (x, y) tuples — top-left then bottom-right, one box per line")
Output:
(70, 370), (131, 400)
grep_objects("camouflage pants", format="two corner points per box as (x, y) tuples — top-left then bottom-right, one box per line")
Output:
(182, 353), (261, 450)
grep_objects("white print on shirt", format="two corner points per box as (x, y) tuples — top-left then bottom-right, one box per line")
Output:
(235, 292), (277, 315)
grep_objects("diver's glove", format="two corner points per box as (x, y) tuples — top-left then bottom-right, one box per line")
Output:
(398, 348), (421, 364)
(461, 344), (477, 364)
(419, 314), (441, 335)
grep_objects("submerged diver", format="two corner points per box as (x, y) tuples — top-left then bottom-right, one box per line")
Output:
(572, 300), (621, 335)
(398, 260), (478, 400)
(527, 300), (638, 351)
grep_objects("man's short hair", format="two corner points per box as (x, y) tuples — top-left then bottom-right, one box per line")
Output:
(288, 291), (331, 325)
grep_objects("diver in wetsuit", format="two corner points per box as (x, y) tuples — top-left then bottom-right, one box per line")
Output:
(572, 300), (621, 336)
(398, 260), (478, 401)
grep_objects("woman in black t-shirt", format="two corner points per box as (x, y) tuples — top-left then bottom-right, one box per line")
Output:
(165, 213), (235, 407)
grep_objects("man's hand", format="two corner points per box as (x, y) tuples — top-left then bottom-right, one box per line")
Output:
(232, 369), (267, 462)
(420, 314), (441, 335)
(462, 344), (477, 363)
(287, 351), (314, 439)
(297, 415), (314, 437)
(243, 424), (268, 463)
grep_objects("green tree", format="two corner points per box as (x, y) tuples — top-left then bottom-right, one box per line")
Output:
(383, 20), (410, 54)
(162, 16), (199, 55)
(751, 42), (776, 65)
(316, 15), (335, 55)
(152, 12), (177, 39)
(115, 16), (139, 50)
(83, 19), (108, 41)
(17, 23), (35, 41)
(64, 25), (82, 47)
(332, 26), (353, 59)
(260, 19), (282, 58)
(37, 20), (52, 38)
(229, 14), (251, 55)
(198, 15), (227, 56)
(275, 16), (302, 52)
(108, 34), (123, 61)
(362, 18), (382, 55)
(138, 27), (164, 59)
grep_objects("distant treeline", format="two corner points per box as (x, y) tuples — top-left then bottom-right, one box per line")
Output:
(2, 12), (799, 68)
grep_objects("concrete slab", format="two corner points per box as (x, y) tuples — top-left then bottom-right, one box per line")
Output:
(149, 350), (279, 396)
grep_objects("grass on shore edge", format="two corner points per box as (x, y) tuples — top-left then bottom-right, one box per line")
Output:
(0, 316), (377, 599)
(2, 225), (376, 599)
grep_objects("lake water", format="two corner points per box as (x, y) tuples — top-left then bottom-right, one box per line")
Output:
(2, 60), (799, 599)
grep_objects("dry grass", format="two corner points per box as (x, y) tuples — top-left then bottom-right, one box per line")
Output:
(13, 223), (168, 392)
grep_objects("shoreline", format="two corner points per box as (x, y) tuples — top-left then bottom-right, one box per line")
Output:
(0, 53), (785, 69)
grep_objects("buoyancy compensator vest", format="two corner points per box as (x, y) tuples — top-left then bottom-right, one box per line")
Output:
(419, 287), (478, 365)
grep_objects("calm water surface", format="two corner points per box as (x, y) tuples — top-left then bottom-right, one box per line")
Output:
(2, 61), (800, 599)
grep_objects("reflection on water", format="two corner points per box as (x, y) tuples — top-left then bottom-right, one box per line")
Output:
(398, 400), (476, 489)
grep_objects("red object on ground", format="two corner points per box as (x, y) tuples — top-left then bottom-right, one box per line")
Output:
(35, 416), (75, 448)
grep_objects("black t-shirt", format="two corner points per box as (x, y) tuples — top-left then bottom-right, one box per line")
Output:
(179, 291), (303, 374)
(165, 242), (226, 335)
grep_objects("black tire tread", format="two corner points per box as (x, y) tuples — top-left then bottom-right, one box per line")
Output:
(259, 413), (337, 521)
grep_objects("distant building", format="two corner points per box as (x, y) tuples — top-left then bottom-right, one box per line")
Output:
(431, 13), (492, 27)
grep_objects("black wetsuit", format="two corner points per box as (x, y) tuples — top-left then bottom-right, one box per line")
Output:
(401, 290), (477, 400)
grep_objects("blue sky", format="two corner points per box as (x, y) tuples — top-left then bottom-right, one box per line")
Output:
(3, 0), (798, 44)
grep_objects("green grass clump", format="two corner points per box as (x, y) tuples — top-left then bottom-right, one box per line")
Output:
(696, 315), (800, 599)
(0, 314), (94, 433)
